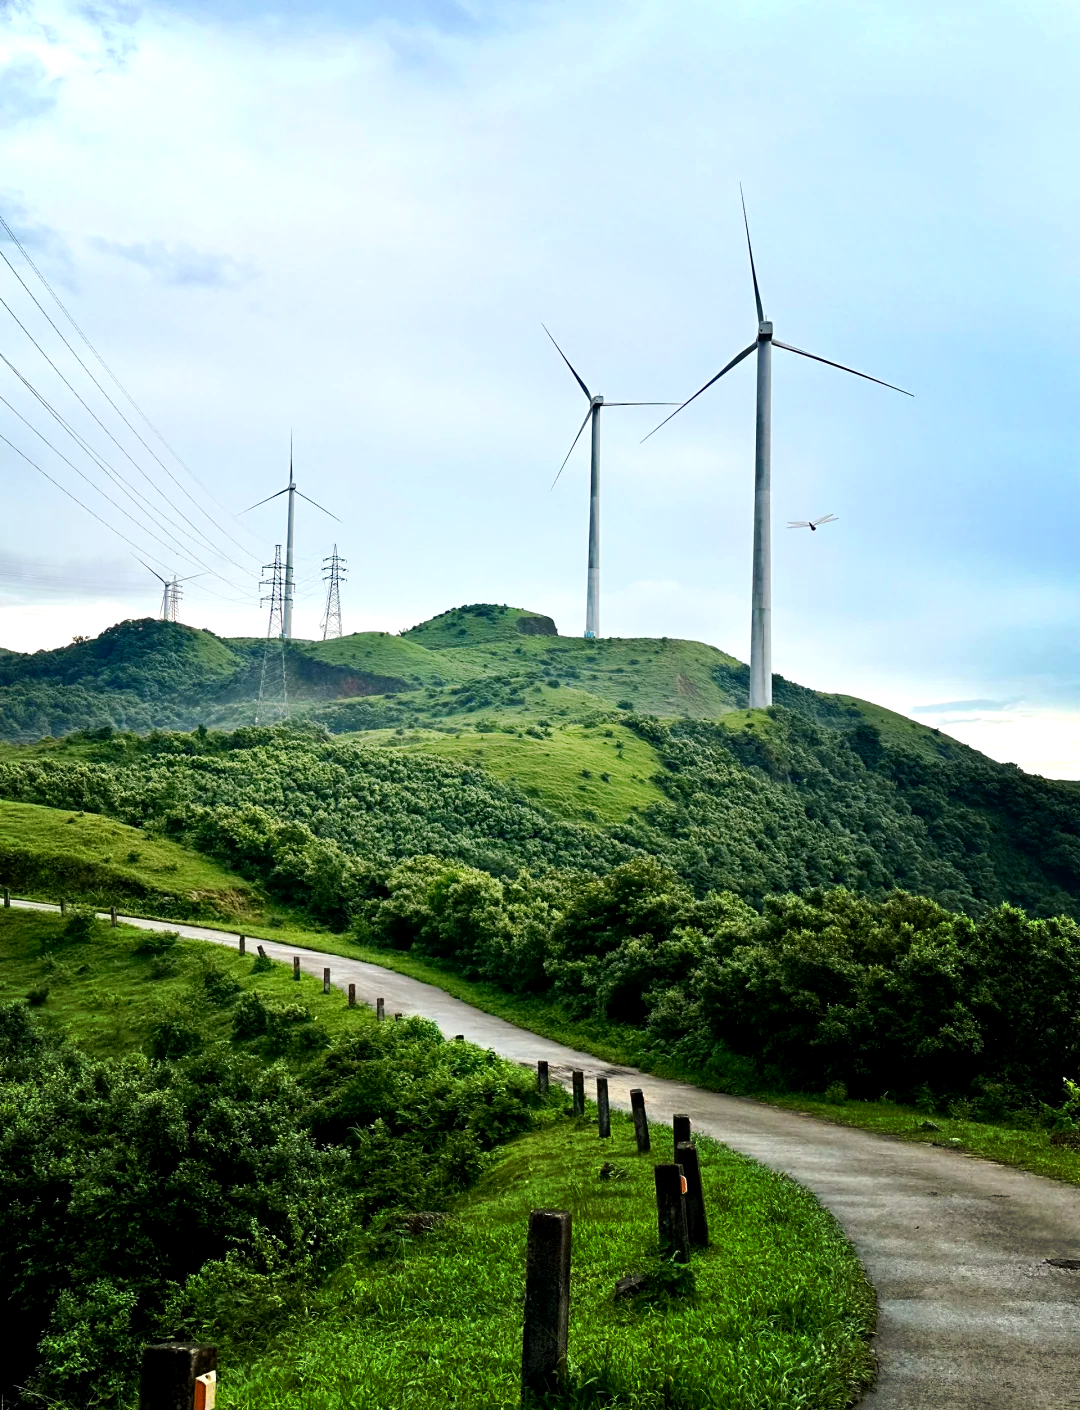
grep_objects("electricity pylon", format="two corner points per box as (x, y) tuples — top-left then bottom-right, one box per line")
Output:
(320, 545), (347, 640)
(255, 544), (289, 726)
(138, 561), (202, 624)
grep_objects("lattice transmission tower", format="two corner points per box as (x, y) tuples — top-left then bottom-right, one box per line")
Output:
(320, 544), (347, 640)
(255, 544), (290, 726)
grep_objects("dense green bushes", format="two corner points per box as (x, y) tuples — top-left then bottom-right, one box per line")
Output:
(0, 966), (542, 1408)
(360, 854), (1080, 1111)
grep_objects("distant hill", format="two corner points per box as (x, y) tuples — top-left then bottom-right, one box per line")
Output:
(2, 603), (1080, 919)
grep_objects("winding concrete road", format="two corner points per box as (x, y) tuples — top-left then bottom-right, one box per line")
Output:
(11, 900), (1080, 1407)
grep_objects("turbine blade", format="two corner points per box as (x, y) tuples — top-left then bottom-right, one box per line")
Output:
(135, 555), (168, 585)
(812, 514), (838, 526)
(787, 522), (810, 528)
(603, 401), (680, 407)
(295, 489), (342, 521)
(551, 407), (593, 489)
(242, 486), (290, 513)
(542, 324), (591, 401)
(740, 184), (765, 324)
(641, 342), (757, 442)
(774, 341), (913, 396)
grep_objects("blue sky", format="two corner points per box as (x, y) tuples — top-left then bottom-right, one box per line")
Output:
(2, 0), (1080, 773)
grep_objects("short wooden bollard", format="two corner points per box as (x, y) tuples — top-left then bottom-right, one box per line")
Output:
(238, 934), (245, 956)
(256, 944), (268, 960)
(521, 1209), (572, 1400)
(596, 1076), (610, 1138)
(454, 1034), (464, 1041)
(348, 983), (356, 1007)
(3, 887), (8, 908)
(537, 1059), (549, 1096)
(139, 1341), (217, 1410)
(323, 967), (331, 995)
(572, 1069), (585, 1116)
(110, 906), (118, 927)
(394, 1012), (402, 1021)
(292, 956), (301, 982)
(60, 898), (67, 915)
(676, 1140), (709, 1247)
(654, 1164), (690, 1264)
(673, 1113), (691, 1147)
(630, 1088), (651, 1153)
(376, 997), (385, 1021)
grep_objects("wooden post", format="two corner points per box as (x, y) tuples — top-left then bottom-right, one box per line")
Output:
(596, 1076), (610, 1138)
(654, 1164), (690, 1264)
(60, 898), (66, 916)
(673, 1113), (691, 1147)
(348, 983), (356, 1007)
(572, 1069), (585, 1116)
(256, 944), (267, 960)
(376, 997), (385, 1021)
(455, 1034), (464, 1041)
(394, 1012), (402, 1021)
(537, 1059), (549, 1096)
(292, 956), (301, 982)
(110, 906), (118, 927)
(238, 934), (245, 956)
(139, 1341), (217, 1410)
(3, 887), (8, 908)
(630, 1088), (651, 1153)
(521, 1209), (572, 1401)
(322, 967), (331, 994)
(676, 1141), (709, 1248)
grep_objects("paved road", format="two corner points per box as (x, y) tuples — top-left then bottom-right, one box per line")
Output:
(11, 900), (1080, 1407)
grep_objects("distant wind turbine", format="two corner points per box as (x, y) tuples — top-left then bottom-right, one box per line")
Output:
(138, 560), (203, 622)
(243, 437), (339, 640)
(788, 514), (838, 532)
(644, 190), (911, 707)
(544, 325), (675, 639)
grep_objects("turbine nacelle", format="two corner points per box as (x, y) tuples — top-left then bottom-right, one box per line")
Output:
(758, 321), (773, 340)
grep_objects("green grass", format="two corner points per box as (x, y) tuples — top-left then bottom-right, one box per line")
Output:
(0, 907), (357, 1058)
(0, 799), (263, 921)
(219, 1113), (875, 1410)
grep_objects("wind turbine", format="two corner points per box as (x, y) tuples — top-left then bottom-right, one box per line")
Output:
(138, 560), (203, 622)
(645, 192), (911, 707)
(544, 325), (675, 639)
(243, 438), (339, 640)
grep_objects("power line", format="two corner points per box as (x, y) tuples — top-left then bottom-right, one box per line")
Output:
(0, 209), (262, 549)
(0, 288), (255, 576)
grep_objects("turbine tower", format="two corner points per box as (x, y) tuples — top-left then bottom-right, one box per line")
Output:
(139, 563), (202, 623)
(244, 438), (340, 640)
(320, 545), (347, 640)
(646, 191), (911, 708)
(255, 544), (289, 725)
(544, 326), (674, 639)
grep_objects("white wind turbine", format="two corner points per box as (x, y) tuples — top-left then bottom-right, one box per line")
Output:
(544, 325), (675, 639)
(645, 192), (911, 707)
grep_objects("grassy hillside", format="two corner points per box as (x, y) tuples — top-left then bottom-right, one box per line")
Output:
(0, 799), (263, 920)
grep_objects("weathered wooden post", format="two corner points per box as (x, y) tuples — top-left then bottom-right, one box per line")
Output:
(630, 1088), (651, 1153)
(256, 944), (268, 960)
(59, 898), (66, 915)
(110, 906), (118, 927)
(675, 1140), (709, 1247)
(654, 1165), (690, 1264)
(394, 1012), (402, 1021)
(322, 967), (331, 995)
(238, 934), (245, 956)
(521, 1209), (572, 1401)
(292, 956), (301, 982)
(572, 1069), (585, 1117)
(537, 1059), (549, 1096)
(139, 1341), (217, 1410)
(3, 886), (9, 907)
(376, 997), (385, 1021)
(673, 1113), (691, 1147)
(455, 1034), (464, 1041)
(596, 1076), (610, 1138)
(348, 983), (356, 1007)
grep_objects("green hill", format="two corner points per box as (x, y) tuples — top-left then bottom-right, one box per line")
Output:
(1, 603), (1079, 919)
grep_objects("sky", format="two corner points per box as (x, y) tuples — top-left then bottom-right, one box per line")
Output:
(2, 0), (1080, 774)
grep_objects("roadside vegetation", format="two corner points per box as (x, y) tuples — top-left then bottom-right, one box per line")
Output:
(0, 907), (875, 1409)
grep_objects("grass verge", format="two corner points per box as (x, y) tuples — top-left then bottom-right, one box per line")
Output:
(219, 1111), (875, 1410)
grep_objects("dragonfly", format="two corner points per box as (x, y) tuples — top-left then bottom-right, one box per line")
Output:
(787, 514), (838, 532)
